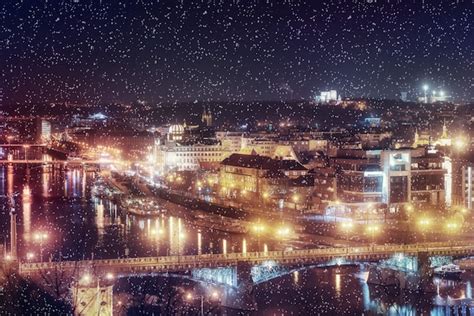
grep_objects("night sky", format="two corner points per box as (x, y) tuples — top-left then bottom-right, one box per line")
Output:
(1, 0), (472, 105)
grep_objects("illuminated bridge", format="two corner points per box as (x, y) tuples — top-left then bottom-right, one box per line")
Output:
(19, 242), (474, 279)
(16, 242), (474, 311)
(0, 159), (117, 165)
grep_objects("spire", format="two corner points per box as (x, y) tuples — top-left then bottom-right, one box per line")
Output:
(201, 106), (212, 127)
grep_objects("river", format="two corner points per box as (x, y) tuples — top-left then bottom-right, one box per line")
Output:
(1, 165), (473, 314)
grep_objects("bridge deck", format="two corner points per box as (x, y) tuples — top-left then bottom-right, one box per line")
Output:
(19, 242), (474, 276)
(0, 159), (113, 165)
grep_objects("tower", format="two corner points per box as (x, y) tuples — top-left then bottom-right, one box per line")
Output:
(441, 121), (448, 139)
(201, 107), (213, 127)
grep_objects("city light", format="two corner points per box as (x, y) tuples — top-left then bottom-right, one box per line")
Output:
(276, 225), (292, 238)
(81, 274), (92, 285)
(33, 231), (49, 262)
(185, 292), (193, 301)
(365, 225), (381, 244)
(453, 136), (467, 151)
(339, 221), (354, 240)
(252, 222), (266, 234)
(417, 217), (432, 228)
(211, 291), (219, 300)
(445, 221), (461, 232)
(0, 2), (470, 314)
(33, 232), (48, 241)
(292, 194), (299, 203)
(105, 272), (114, 281)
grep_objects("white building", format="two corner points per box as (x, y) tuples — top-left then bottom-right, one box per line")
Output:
(316, 90), (339, 103)
(37, 119), (51, 143)
(156, 142), (228, 172)
(215, 131), (244, 153)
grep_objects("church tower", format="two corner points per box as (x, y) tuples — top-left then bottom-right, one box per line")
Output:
(201, 107), (213, 127)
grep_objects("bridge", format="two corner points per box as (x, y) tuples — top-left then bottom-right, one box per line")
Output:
(15, 241), (474, 312)
(19, 241), (474, 277)
(0, 143), (48, 147)
(0, 159), (115, 165)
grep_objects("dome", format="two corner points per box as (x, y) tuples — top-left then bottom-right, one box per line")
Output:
(169, 124), (184, 135)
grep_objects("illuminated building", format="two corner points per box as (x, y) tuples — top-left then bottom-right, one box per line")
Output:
(412, 129), (431, 148)
(201, 107), (213, 127)
(433, 122), (451, 147)
(36, 119), (51, 143)
(219, 153), (312, 210)
(356, 131), (392, 148)
(167, 124), (185, 142)
(156, 140), (227, 172)
(215, 131), (244, 153)
(240, 137), (278, 157)
(325, 147), (445, 213)
(450, 153), (474, 210)
(309, 167), (337, 211)
(316, 90), (339, 104)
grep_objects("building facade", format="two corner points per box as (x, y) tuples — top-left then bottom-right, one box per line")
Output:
(324, 147), (445, 213)
(219, 153), (313, 210)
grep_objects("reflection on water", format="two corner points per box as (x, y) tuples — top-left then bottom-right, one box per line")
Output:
(22, 184), (31, 242)
(254, 266), (474, 315)
(0, 165), (277, 262)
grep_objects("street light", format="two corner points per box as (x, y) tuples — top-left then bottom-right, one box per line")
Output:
(26, 252), (35, 261)
(417, 217), (432, 243)
(292, 194), (299, 211)
(453, 136), (467, 152)
(365, 225), (380, 245)
(105, 272), (114, 281)
(33, 231), (48, 262)
(340, 221), (354, 240)
(276, 225), (292, 239)
(184, 290), (220, 316)
(252, 221), (266, 251)
(81, 273), (92, 285)
(445, 221), (460, 232)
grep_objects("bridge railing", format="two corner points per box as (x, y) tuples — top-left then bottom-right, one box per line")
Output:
(19, 241), (474, 273)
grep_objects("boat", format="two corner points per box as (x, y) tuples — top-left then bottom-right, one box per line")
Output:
(434, 264), (465, 278)
(128, 207), (166, 217)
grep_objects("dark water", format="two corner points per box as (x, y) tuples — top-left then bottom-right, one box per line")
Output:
(1, 165), (474, 314)
(0, 165), (279, 262)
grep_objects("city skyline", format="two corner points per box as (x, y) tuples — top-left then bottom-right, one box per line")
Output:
(1, 1), (474, 315)
(1, 1), (472, 104)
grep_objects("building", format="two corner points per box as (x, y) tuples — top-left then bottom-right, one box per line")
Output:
(155, 139), (227, 172)
(309, 166), (337, 212)
(201, 107), (213, 127)
(356, 131), (392, 148)
(36, 119), (51, 143)
(316, 90), (339, 103)
(167, 124), (185, 142)
(215, 131), (243, 153)
(325, 147), (445, 214)
(450, 152), (474, 210)
(240, 137), (278, 157)
(219, 153), (313, 210)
